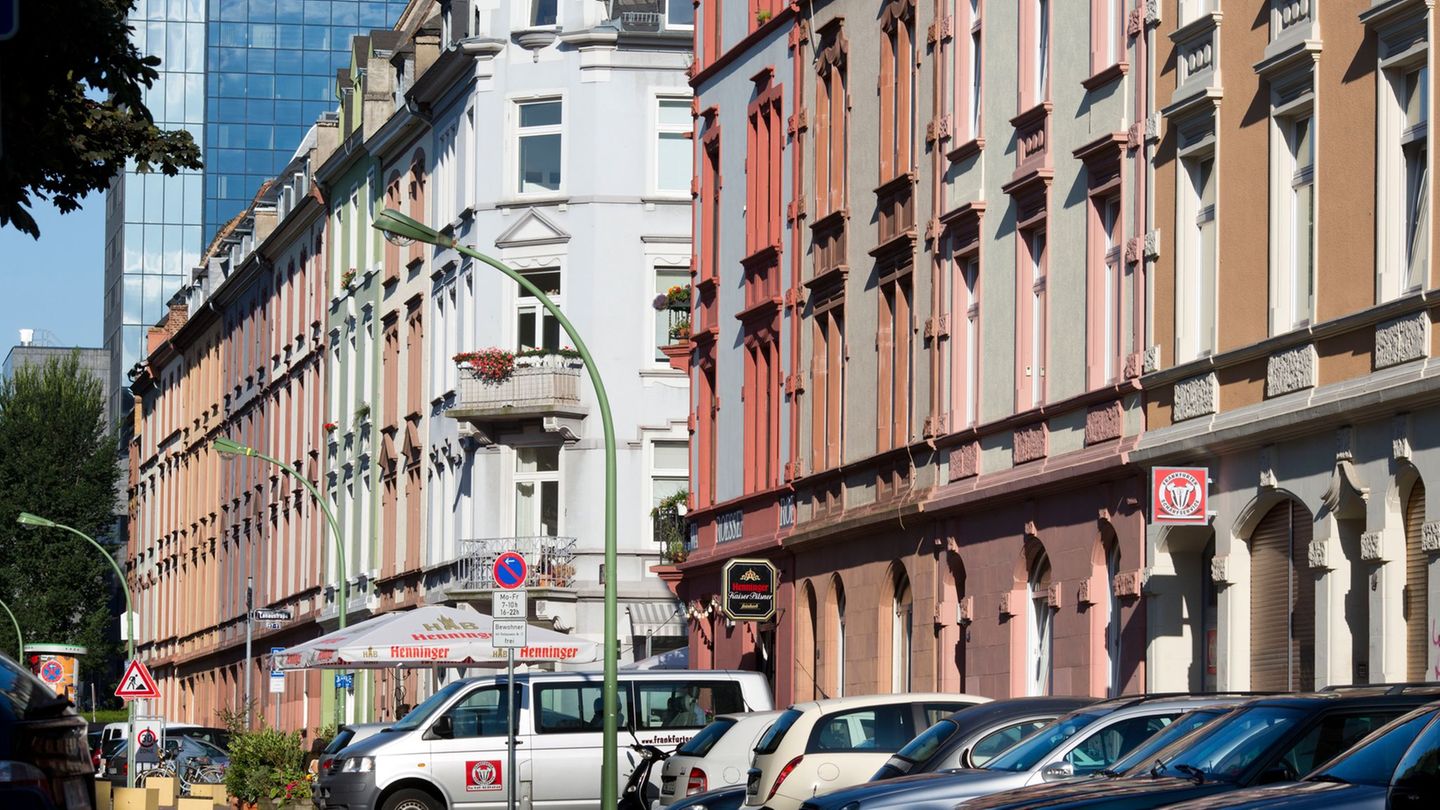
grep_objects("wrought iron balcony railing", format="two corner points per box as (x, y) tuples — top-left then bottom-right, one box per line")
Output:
(456, 536), (579, 591)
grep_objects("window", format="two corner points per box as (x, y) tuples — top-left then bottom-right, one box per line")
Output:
(515, 268), (562, 351)
(1105, 541), (1121, 697)
(516, 100), (562, 194)
(1393, 711), (1440, 789)
(656, 98), (691, 194)
(879, 0), (916, 180)
(833, 581), (847, 697)
(650, 439), (688, 518)
(1066, 715), (1172, 774)
(531, 0), (557, 26)
(535, 683), (633, 733)
(970, 720), (1050, 767)
(1402, 68), (1429, 293)
(667, 0), (695, 29)
(747, 76), (783, 255)
(815, 24), (848, 216)
(1275, 712), (1401, 779)
(1273, 115), (1315, 334)
(1381, 63), (1430, 301)
(1019, 228), (1047, 410)
(1027, 550), (1054, 696)
(951, 0), (983, 144)
(704, 0), (722, 65)
(743, 332), (781, 492)
(891, 576), (913, 693)
(810, 307), (845, 471)
(701, 124), (722, 283)
(438, 686), (517, 738)
(1034, 0), (1049, 102)
(1177, 155), (1216, 361)
(1093, 0), (1123, 73)
(634, 681), (744, 730)
(807, 705), (916, 753)
(877, 274), (913, 449)
(654, 267), (691, 357)
(1093, 194), (1123, 385)
(514, 446), (560, 537)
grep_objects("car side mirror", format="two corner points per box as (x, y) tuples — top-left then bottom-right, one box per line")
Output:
(1041, 761), (1075, 782)
(428, 714), (454, 740)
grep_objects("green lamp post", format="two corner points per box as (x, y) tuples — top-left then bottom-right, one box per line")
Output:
(211, 437), (349, 722)
(16, 512), (136, 788)
(0, 598), (22, 661)
(372, 208), (623, 807)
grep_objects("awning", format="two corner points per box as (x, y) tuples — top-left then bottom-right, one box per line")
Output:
(625, 600), (685, 637)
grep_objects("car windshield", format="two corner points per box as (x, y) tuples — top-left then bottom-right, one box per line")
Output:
(323, 728), (356, 755)
(755, 709), (802, 755)
(893, 719), (957, 766)
(390, 680), (469, 732)
(985, 711), (1108, 773)
(1155, 705), (1305, 783)
(1114, 709), (1228, 776)
(1307, 710), (1435, 788)
(678, 718), (738, 757)
(181, 738), (226, 757)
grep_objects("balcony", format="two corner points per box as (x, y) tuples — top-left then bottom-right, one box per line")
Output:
(652, 500), (691, 565)
(609, 0), (693, 35)
(453, 536), (579, 593)
(449, 354), (587, 443)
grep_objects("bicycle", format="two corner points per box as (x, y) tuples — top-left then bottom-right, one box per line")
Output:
(136, 748), (225, 794)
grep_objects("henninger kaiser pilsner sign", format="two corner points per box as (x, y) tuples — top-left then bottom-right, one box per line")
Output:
(722, 558), (779, 621)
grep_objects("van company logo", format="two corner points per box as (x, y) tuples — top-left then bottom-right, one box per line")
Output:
(466, 760), (502, 791)
(1152, 467), (1208, 525)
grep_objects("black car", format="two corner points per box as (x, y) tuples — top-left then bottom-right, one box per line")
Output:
(1160, 700), (1440, 810)
(952, 686), (1440, 810)
(873, 696), (1098, 780)
(0, 652), (96, 810)
(666, 784), (746, 810)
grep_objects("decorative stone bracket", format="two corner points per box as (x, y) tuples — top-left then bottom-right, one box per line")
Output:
(1375, 311), (1429, 369)
(958, 595), (975, 625)
(949, 441), (980, 480)
(1077, 577), (1095, 606)
(1307, 538), (1334, 570)
(1360, 531), (1386, 563)
(1210, 554), (1231, 586)
(1423, 522), (1440, 553)
(1114, 569), (1144, 598)
(1265, 343), (1316, 398)
(1173, 372), (1218, 422)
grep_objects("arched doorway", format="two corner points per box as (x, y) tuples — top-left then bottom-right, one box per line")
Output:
(1405, 478), (1429, 681)
(1249, 498), (1315, 691)
(1027, 550), (1054, 696)
(891, 569), (914, 693)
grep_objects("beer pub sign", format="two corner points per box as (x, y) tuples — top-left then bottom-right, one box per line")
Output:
(722, 558), (779, 622)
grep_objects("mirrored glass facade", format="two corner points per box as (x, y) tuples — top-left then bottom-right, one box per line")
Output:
(103, 0), (406, 418)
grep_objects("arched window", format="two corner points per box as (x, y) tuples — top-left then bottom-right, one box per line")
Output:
(833, 579), (847, 697)
(1105, 539), (1121, 696)
(1027, 550), (1054, 696)
(892, 570), (914, 693)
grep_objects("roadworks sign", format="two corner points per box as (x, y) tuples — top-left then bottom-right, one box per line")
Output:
(115, 659), (161, 700)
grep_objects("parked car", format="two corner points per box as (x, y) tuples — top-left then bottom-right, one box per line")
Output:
(950, 686), (1440, 810)
(317, 669), (773, 810)
(796, 693), (1246, 810)
(317, 723), (390, 778)
(659, 711), (785, 806)
(744, 692), (989, 810)
(1158, 699), (1440, 810)
(872, 696), (1098, 780)
(670, 785), (747, 810)
(105, 733), (229, 787)
(0, 652), (96, 810)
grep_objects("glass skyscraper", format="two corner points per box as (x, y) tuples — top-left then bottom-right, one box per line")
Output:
(103, 0), (407, 417)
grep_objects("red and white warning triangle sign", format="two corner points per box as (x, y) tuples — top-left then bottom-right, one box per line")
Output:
(115, 659), (161, 700)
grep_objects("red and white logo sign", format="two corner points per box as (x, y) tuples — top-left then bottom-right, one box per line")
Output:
(115, 659), (162, 700)
(465, 760), (502, 792)
(1152, 467), (1209, 525)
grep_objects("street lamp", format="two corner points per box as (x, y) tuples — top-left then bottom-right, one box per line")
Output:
(372, 208), (623, 807)
(0, 598), (22, 661)
(211, 436), (348, 723)
(16, 512), (136, 788)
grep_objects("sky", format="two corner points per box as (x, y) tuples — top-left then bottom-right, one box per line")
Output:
(0, 197), (104, 351)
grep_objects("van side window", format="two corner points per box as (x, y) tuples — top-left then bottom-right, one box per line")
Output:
(634, 682), (745, 730)
(807, 705), (916, 753)
(536, 684), (633, 734)
(444, 686), (515, 738)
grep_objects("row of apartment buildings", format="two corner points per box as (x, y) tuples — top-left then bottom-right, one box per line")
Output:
(126, 0), (696, 727)
(671, 0), (1440, 703)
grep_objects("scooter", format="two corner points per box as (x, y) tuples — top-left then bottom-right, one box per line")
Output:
(618, 736), (672, 810)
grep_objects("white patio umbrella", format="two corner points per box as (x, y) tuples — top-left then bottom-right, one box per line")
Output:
(272, 604), (598, 670)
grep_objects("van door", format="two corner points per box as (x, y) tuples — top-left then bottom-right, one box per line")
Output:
(427, 682), (527, 810)
(529, 680), (634, 810)
(632, 679), (748, 750)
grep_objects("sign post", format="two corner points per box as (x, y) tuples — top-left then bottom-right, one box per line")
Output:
(721, 558), (780, 622)
(492, 551), (529, 810)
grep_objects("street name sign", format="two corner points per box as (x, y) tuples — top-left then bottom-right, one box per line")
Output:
(335, 672), (354, 689)
(252, 608), (293, 621)
(492, 551), (528, 590)
(115, 659), (161, 700)
(492, 619), (528, 648)
(494, 590), (527, 620)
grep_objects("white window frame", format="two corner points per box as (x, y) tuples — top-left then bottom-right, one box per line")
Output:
(1101, 196), (1122, 383)
(835, 587), (847, 697)
(891, 580), (913, 693)
(646, 434), (690, 543)
(652, 262), (692, 363)
(664, 0), (695, 31)
(510, 94), (566, 198)
(1269, 103), (1316, 335)
(512, 444), (563, 538)
(1034, 0), (1050, 102)
(1178, 0), (1215, 26)
(654, 94), (694, 197)
(512, 263), (564, 352)
(1377, 39), (1430, 303)
(1026, 553), (1054, 697)
(963, 256), (980, 427)
(1175, 116), (1217, 364)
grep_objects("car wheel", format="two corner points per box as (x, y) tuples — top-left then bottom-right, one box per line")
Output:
(381, 788), (443, 810)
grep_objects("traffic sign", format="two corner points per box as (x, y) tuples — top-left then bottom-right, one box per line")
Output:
(39, 660), (63, 684)
(270, 671), (285, 693)
(335, 672), (354, 690)
(115, 659), (161, 700)
(492, 552), (528, 590)
(252, 608), (293, 621)
(136, 728), (157, 749)
(0, 0), (17, 42)
(492, 619), (527, 648)
(494, 590), (527, 620)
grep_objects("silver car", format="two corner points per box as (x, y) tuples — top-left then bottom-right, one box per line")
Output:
(796, 694), (1248, 810)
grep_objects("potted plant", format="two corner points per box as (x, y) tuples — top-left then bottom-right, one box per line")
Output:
(454, 348), (516, 382)
(221, 718), (311, 810)
(353, 403), (370, 424)
(668, 318), (692, 342)
(755, 8), (772, 24)
(339, 268), (357, 288)
(514, 346), (584, 368)
(651, 489), (690, 563)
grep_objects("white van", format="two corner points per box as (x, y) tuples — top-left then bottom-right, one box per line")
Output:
(315, 669), (773, 810)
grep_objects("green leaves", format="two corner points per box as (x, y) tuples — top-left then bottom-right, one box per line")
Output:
(0, 352), (120, 688)
(0, 0), (203, 237)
